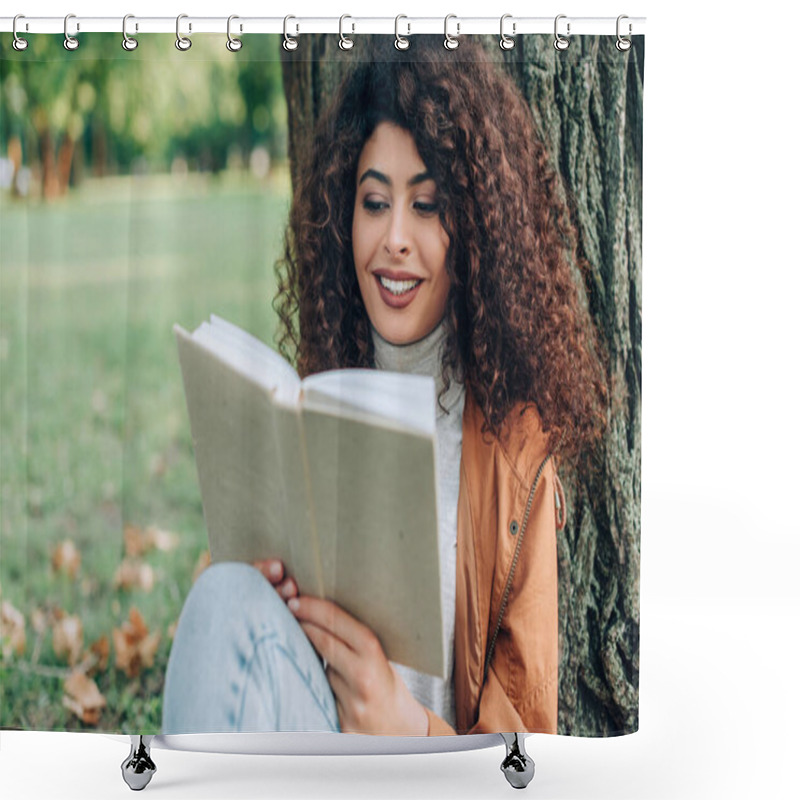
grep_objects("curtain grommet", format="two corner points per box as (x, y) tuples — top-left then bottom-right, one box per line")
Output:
(616, 15), (632, 51)
(64, 13), (79, 51)
(175, 14), (192, 51)
(554, 14), (571, 51)
(12, 14), (29, 51)
(283, 16), (298, 51)
(394, 15), (410, 51)
(226, 15), (243, 52)
(499, 14), (515, 51)
(339, 15), (354, 51)
(122, 14), (138, 51)
(443, 14), (459, 50)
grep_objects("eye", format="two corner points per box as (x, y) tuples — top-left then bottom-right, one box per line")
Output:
(414, 201), (439, 216)
(363, 198), (388, 214)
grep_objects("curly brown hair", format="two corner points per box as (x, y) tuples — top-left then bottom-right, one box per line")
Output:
(275, 35), (606, 458)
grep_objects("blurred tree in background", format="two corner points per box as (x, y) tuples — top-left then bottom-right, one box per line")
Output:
(0, 33), (287, 200)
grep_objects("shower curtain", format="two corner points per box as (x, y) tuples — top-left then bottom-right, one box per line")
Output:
(0, 29), (643, 739)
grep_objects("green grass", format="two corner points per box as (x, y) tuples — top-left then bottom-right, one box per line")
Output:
(0, 169), (292, 731)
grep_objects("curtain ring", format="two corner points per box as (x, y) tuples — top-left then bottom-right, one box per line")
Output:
(443, 14), (459, 50)
(227, 15), (243, 52)
(339, 15), (354, 50)
(616, 15), (632, 52)
(554, 14), (570, 51)
(283, 16), (298, 51)
(499, 14), (515, 50)
(175, 14), (192, 51)
(394, 15), (410, 51)
(12, 14), (29, 51)
(122, 14), (138, 51)
(64, 13), (79, 51)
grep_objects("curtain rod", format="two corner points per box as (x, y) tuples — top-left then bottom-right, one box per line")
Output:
(0, 16), (646, 37)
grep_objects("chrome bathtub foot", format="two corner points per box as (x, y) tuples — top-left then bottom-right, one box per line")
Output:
(121, 735), (156, 791)
(500, 733), (535, 789)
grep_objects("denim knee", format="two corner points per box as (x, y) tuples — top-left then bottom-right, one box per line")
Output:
(162, 561), (339, 733)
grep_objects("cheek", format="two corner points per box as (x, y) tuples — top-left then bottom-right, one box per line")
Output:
(352, 215), (376, 271)
(430, 229), (450, 284)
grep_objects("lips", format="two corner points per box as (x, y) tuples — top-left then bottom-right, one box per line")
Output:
(373, 271), (423, 309)
(373, 269), (422, 282)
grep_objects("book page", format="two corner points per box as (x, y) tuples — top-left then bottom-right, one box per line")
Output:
(174, 325), (321, 596)
(302, 407), (444, 678)
(301, 369), (435, 437)
(191, 318), (301, 407)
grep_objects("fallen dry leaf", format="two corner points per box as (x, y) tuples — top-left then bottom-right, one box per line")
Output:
(52, 539), (81, 579)
(0, 600), (26, 659)
(31, 608), (48, 635)
(124, 523), (179, 557)
(124, 524), (149, 558)
(145, 525), (179, 552)
(114, 559), (155, 593)
(112, 607), (160, 678)
(63, 670), (106, 725)
(193, 550), (212, 583)
(75, 634), (110, 675)
(53, 613), (84, 666)
(89, 635), (110, 673)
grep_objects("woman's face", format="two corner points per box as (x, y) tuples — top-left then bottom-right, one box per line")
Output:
(352, 122), (451, 346)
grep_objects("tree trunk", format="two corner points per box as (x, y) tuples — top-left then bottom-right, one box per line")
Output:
(280, 38), (354, 191)
(56, 132), (75, 194)
(513, 34), (643, 737)
(39, 127), (59, 200)
(280, 34), (643, 737)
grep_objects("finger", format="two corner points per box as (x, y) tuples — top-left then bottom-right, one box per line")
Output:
(253, 559), (284, 584)
(275, 577), (298, 600)
(290, 596), (378, 656)
(299, 620), (357, 678)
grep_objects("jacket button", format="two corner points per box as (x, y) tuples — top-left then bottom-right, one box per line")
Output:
(509, 520), (519, 536)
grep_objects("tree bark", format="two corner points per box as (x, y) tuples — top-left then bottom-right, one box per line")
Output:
(514, 35), (643, 737)
(280, 38), (354, 191)
(280, 34), (643, 737)
(56, 132), (75, 194)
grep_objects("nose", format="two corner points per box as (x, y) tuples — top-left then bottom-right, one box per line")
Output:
(384, 206), (411, 259)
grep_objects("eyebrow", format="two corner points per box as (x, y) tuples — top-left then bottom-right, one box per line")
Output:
(358, 168), (433, 188)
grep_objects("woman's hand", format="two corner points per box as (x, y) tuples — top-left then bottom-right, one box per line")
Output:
(287, 595), (429, 736)
(252, 559), (298, 603)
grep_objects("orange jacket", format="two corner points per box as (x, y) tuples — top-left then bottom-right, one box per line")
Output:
(425, 388), (560, 735)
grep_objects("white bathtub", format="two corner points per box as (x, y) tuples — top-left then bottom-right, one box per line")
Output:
(110, 731), (534, 790)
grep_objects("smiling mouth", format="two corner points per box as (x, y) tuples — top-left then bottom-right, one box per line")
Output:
(377, 275), (423, 296)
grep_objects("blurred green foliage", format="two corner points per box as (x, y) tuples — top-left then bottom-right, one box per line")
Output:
(0, 33), (288, 196)
(0, 31), (293, 731)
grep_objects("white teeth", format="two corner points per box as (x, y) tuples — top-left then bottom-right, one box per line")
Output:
(378, 276), (422, 295)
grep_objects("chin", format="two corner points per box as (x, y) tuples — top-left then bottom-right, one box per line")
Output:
(374, 320), (432, 347)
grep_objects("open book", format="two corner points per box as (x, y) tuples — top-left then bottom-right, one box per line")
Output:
(174, 315), (445, 678)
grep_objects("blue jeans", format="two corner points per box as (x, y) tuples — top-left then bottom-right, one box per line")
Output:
(162, 562), (341, 734)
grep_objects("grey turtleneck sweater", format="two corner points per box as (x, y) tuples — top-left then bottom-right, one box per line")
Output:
(371, 320), (465, 730)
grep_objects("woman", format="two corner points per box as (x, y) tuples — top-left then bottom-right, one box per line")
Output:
(163, 35), (605, 737)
